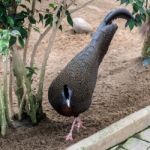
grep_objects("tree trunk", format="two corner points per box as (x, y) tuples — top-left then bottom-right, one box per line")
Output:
(0, 87), (7, 136)
(9, 55), (14, 119)
(142, 17), (150, 58)
(0, 57), (11, 136)
(12, 49), (42, 124)
(3, 58), (11, 124)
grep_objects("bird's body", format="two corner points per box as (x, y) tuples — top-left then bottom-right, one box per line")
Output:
(49, 44), (99, 117)
(48, 8), (134, 140)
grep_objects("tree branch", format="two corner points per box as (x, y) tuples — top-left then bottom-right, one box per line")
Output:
(18, 78), (26, 121)
(37, 2), (66, 102)
(3, 56), (11, 125)
(145, 0), (148, 8)
(30, 26), (52, 66)
(23, 0), (37, 64)
(30, 0), (91, 67)
(9, 55), (14, 119)
(69, 0), (94, 14)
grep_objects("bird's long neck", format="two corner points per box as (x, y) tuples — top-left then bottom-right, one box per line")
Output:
(85, 8), (133, 66)
(88, 23), (118, 66)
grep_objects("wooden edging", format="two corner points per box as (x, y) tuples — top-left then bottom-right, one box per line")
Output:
(66, 106), (150, 150)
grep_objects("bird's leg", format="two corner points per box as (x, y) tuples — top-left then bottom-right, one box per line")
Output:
(65, 118), (77, 141)
(65, 117), (86, 141)
(75, 117), (86, 132)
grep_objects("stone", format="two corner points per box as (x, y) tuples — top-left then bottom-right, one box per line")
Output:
(138, 128), (150, 142)
(72, 17), (93, 34)
(123, 137), (150, 150)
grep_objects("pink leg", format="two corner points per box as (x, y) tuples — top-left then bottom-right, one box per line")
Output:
(75, 117), (86, 132)
(65, 117), (86, 141)
(65, 118), (77, 141)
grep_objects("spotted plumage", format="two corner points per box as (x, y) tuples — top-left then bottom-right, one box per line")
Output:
(48, 8), (134, 141)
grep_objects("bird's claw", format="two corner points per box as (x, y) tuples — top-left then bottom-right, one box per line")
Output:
(75, 119), (86, 132)
(65, 117), (86, 141)
(75, 123), (86, 132)
(65, 133), (73, 141)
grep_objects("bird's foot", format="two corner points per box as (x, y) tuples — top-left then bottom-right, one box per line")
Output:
(65, 117), (86, 141)
(65, 118), (77, 141)
(65, 132), (73, 141)
(75, 118), (86, 132)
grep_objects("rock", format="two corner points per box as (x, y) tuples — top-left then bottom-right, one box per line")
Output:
(72, 17), (93, 34)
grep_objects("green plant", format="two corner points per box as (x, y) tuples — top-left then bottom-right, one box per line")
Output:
(118, 0), (150, 65)
(0, 29), (11, 136)
(0, 0), (94, 136)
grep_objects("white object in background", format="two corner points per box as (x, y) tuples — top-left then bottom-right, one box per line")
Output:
(72, 17), (93, 34)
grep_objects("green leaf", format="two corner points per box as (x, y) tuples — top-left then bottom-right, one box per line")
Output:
(146, 9), (150, 16)
(45, 14), (53, 27)
(18, 36), (25, 48)
(14, 27), (28, 39)
(33, 26), (40, 33)
(19, 4), (31, 13)
(126, 19), (135, 30)
(15, 11), (28, 21)
(139, 7), (145, 14)
(45, 18), (52, 27)
(10, 30), (21, 37)
(120, 0), (128, 4)
(0, 40), (9, 55)
(9, 36), (16, 46)
(66, 10), (73, 27)
(147, 47), (150, 52)
(0, 5), (6, 17)
(0, 30), (10, 56)
(26, 66), (37, 82)
(136, 0), (143, 8)
(39, 13), (43, 23)
(7, 16), (14, 27)
(49, 3), (57, 9)
(16, 0), (22, 3)
(135, 14), (142, 26)
(141, 13), (146, 22)
(0, 9), (3, 17)
(28, 16), (36, 24)
(133, 3), (139, 13)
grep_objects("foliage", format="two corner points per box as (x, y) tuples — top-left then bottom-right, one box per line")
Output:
(0, 30), (10, 56)
(0, 0), (92, 135)
(118, 0), (150, 30)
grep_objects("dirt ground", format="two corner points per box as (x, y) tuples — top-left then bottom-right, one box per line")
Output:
(0, 0), (150, 150)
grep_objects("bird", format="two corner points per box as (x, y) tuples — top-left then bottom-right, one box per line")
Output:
(48, 8), (134, 141)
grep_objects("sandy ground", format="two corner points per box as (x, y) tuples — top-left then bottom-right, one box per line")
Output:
(0, 0), (150, 150)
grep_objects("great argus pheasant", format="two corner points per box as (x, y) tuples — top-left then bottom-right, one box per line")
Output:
(48, 8), (134, 141)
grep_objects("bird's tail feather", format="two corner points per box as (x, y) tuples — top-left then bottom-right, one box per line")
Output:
(104, 8), (134, 25)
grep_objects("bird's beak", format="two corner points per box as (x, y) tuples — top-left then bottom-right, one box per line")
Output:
(66, 99), (70, 107)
